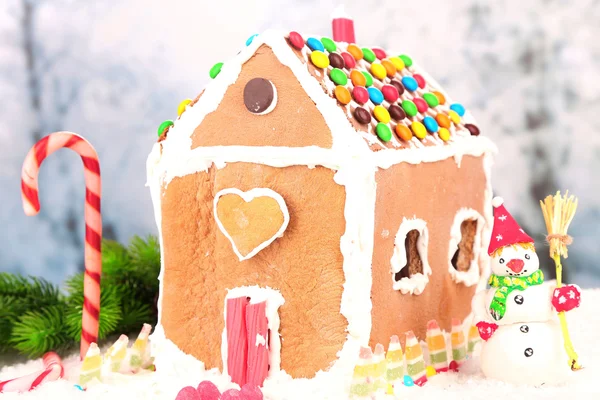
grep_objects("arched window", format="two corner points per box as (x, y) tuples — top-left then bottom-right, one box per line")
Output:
(390, 218), (432, 295)
(448, 209), (485, 286)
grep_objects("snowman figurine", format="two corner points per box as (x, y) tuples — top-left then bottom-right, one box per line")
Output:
(472, 197), (581, 385)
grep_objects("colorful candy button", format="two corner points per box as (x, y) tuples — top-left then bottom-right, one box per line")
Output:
(465, 123), (480, 136)
(389, 56), (405, 71)
(381, 84), (399, 102)
(423, 116), (439, 133)
(389, 104), (406, 121)
(246, 34), (258, 46)
(362, 48), (376, 63)
(435, 113), (451, 129)
(370, 63), (387, 80)
(413, 74), (426, 89)
(367, 87), (384, 105)
(352, 86), (369, 104)
(399, 54), (413, 67)
(433, 91), (446, 105)
(373, 48), (387, 59)
(403, 375), (415, 386)
(390, 79), (405, 95)
(423, 93), (439, 108)
(401, 76), (418, 91)
(439, 127), (450, 141)
(350, 70), (366, 87)
(425, 366), (437, 378)
(361, 71), (374, 87)
(310, 51), (329, 68)
(157, 120), (174, 137)
(448, 110), (461, 124)
(376, 123), (392, 142)
(330, 68), (348, 85)
(450, 103), (466, 117)
(373, 105), (391, 123)
(209, 62), (223, 79)
(411, 121), (427, 139)
(401, 100), (418, 117)
(329, 53), (345, 69)
(347, 44), (363, 60)
(354, 107), (371, 124)
(321, 37), (336, 52)
(414, 98), (428, 113)
(334, 85), (351, 105)
(341, 52), (356, 69)
(381, 60), (397, 77)
(396, 124), (413, 141)
(288, 31), (304, 50)
(307, 37), (325, 52)
(177, 99), (192, 117)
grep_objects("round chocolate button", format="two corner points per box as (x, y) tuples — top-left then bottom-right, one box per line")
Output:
(389, 79), (405, 95)
(520, 325), (529, 333)
(328, 53), (345, 69)
(244, 78), (276, 114)
(354, 107), (372, 124)
(524, 348), (534, 357)
(388, 104), (406, 121)
(515, 295), (524, 305)
(465, 123), (480, 136)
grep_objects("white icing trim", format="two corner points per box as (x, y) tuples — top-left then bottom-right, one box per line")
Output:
(390, 217), (432, 295)
(213, 188), (290, 261)
(492, 196), (504, 208)
(477, 151), (495, 292)
(221, 286), (285, 378)
(257, 80), (278, 115)
(447, 208), (486, 287)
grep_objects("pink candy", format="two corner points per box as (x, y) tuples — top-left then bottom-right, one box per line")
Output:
(175, 386), (201, 400)
(175, 381), (263, 400)
(197, 381), (221, 400)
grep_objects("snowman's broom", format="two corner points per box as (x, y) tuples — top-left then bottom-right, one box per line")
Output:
(539, 191), (581, 370)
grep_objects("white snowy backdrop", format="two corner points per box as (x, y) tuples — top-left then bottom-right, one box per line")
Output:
(0, 0), (599, 287)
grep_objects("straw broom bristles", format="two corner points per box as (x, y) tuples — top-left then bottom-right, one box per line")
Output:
(540, 191), (578, 259)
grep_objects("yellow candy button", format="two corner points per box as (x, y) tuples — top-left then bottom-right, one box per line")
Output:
(411, 121), (427, 139)
(373, 105), (391, 123)
(389, 56), (405, 71)
(439, 127), (450, 141)
(310, 50), (329, 69)
(370, 63), (387, 80)
(448, 110), (461, 124)
(426, 365), (437, 377)
(177, 99), (192, 117)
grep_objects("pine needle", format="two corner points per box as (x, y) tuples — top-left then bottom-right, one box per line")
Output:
(9, 305), (69, 358)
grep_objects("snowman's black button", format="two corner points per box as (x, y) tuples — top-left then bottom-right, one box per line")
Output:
(524, 348), (534, 357)
(520, 325), (529, 333)
(515, 295), (524, 305)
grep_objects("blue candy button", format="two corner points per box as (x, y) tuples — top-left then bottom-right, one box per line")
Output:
(450, 103), (466, 117)
(403, 375), (414, 386)
(401, 76), (418, 92)
(246, 34), (258, 46)
(423, 116), (439, 133)
(367, 87), (384, 105)
(306, 37), (325, 52)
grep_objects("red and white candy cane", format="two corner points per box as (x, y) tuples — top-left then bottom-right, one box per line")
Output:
(21, 132), (102, 359)
(0, 352), (64, 393)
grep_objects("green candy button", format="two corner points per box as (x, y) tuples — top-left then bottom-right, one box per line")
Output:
(361, 71), (373, 87)
(158, 120), (174, 137)
(209, 62), (223, 79)
(402, 100), (418, 117)
(330, 68), (348, 86)
(362, 48), (376, 63)
(423, 92), (439, 108)
(376, 123), (392, 142)
(321, 37), (336, 52)
(399, 54), (413, 67)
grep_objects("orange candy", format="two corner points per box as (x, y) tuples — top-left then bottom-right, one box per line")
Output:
(335, 85), (351, 105)
(381, 60), (397, 77)
(435, 113), (451, 129)
(396, 124), (413, 141)
(347, 44), (363, 61)
(350, 70), (366, 87)
(433, 91), (446, 105)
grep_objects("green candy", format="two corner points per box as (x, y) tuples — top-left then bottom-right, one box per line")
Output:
(329, 68), (347, 86)
(209, 62), (223, 79)
(423, 92), (439, 108)
(376, 123), (392, 142)
(362, 48), (376, 63)
(361, 71), (373, 87)
(402, 100), (418, 117)
(399, 54), (413, 67)
(321, 37), (336, 52)
(157, 120), (174, 137)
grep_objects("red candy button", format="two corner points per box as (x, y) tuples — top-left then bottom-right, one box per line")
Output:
(341, 52), (356, 69)
(288, 31), (304, 50)
(372, 47), (387, 60)
(413, 73), (426, 89)
(352, 86), (369, 105)
(414, 97), (428, 113)
(381, 84), (399, 103)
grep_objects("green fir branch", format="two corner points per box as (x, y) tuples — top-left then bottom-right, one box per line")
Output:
(9, 305), (69, 358)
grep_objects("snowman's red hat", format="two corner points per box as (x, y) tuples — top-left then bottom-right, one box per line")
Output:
(488, 197), (534, 256)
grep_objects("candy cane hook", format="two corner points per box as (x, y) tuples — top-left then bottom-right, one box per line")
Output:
(21, 132), (102, 360)
(0, 352), (64, 393)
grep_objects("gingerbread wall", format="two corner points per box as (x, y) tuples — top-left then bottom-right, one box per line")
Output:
(159, 163), (348, 378)
(370, 155), (488, 347)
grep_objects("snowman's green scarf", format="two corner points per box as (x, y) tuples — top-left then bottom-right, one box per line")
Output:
(488, 270), (544, 320)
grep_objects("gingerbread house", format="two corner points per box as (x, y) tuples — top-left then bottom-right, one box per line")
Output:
(146, 30), (496, 388)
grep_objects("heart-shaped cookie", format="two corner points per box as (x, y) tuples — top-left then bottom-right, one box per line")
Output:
(213, 188), (290, 261)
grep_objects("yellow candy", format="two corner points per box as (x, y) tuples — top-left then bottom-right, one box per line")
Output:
(411, 121), (428, 139)
(389, 56), (405, 71)
(439, 127), (450, 141)
(373, 105), (390, 123)
(370, 63), (387, 80)
(177, 99), (192, 117)
(310, 50), (329, 69)
(426, 366), (437, 377)
(448, 110), (461, 124)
